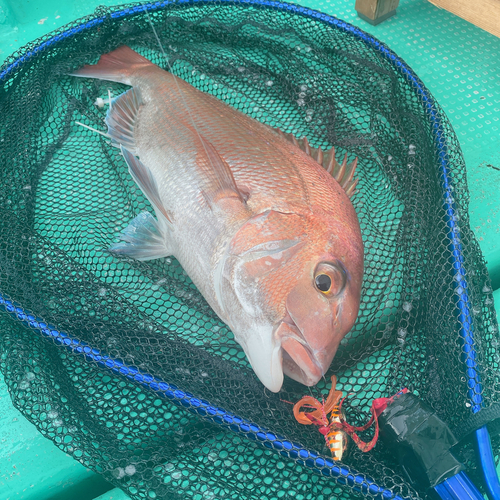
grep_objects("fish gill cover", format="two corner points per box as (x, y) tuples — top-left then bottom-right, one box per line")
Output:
(0, 1), (499, 499)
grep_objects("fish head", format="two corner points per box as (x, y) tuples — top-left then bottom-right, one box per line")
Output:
(277, 256), (362, 387)
(223, 206), (363, 392)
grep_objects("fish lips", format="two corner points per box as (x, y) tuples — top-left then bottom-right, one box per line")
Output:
(275, 318), (327, 386)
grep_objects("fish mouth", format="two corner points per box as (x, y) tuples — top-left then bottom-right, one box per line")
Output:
(276, 316), (324, 386)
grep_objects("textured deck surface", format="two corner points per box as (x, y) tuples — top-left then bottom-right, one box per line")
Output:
(0, 0), (499, 499)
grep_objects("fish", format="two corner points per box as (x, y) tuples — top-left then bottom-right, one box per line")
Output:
(71, 46), (364, 393)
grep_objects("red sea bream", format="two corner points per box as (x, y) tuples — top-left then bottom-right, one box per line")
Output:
(72, 46), (364, 393)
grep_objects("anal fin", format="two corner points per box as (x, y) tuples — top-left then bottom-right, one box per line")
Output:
(106, 87), (143, 154)
(109, 212), (173, 261)
(273, 128), (359, 198)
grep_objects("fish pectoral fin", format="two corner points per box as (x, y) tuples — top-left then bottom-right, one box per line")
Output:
(109, 211), (173, 261)
(121, 145), (173, 226)
(273, 128), (358, 198)
(105, 87), (143, 154)
(194, 134), (246, 210)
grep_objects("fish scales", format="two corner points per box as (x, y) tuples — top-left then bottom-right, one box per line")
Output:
(72, 46), (364, 392)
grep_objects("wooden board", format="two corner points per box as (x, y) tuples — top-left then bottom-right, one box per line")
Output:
(427, 0), (500, 38)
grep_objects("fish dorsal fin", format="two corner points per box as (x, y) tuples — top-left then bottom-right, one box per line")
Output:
(105, 87), (143, 155)
(193, 132), (246, 210)
(120, 145), (173, 225)
(274, 128), (358, 198)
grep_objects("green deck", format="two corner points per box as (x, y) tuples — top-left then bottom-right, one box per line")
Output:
(1, 0), (499, 498)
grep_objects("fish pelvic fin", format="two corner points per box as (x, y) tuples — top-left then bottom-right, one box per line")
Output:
(274, 128), (358, 198)
(120, 145), (173, 226)
(69, 46), (153, 85)
(105, 87), (142, 154)
(109, 211), (173, 261)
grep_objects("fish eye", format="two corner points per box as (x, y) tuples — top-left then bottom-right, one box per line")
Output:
(315, 274), (332, 292)
(314, 262), (346, 296)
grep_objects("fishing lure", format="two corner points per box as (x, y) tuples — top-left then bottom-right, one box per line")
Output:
(293, 376), (407, 460)
(293, 375), (347, 460)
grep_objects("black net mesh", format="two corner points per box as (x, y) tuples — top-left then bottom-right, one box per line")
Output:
(1, 1), (499, 499)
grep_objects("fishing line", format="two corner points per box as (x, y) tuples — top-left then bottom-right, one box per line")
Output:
(75, 121), (111, 139)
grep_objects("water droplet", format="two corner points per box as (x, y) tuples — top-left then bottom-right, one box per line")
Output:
(19, 381), (30, 390)
(113, 467), (125, 479)
(266, 80), (273, 86)
(387, 155), (393, 161)
(200, 74), (206, 80)
(164, 463), (175, 472)
(483, 285), (492, 293)
(201, 372), (208, 377)
(472, 306), (481, 315)
(47, 411), (58, 419)
(125, 465), (136, 476)
(297, 99), (305, 106)
(98, 288), (107, 296)
(53, 419), (63, 427)
(207, 452), (217, 461)
(408, 144), (416, 155)
(397, 328), (407, 338)
(203, 491), (215, 500)
(171, 471), (181, 480)
(25, 372), (35, 381)
(23, 185), (31, 191)
(403, 302), (412, 312)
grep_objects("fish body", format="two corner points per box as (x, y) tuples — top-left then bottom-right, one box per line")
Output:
(72, 46), (364, 393)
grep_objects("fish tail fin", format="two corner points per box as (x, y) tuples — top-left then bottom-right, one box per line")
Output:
(69, 46), (154, 85)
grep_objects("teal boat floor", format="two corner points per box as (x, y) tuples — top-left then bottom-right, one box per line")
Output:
(1, 0), (499, 499)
